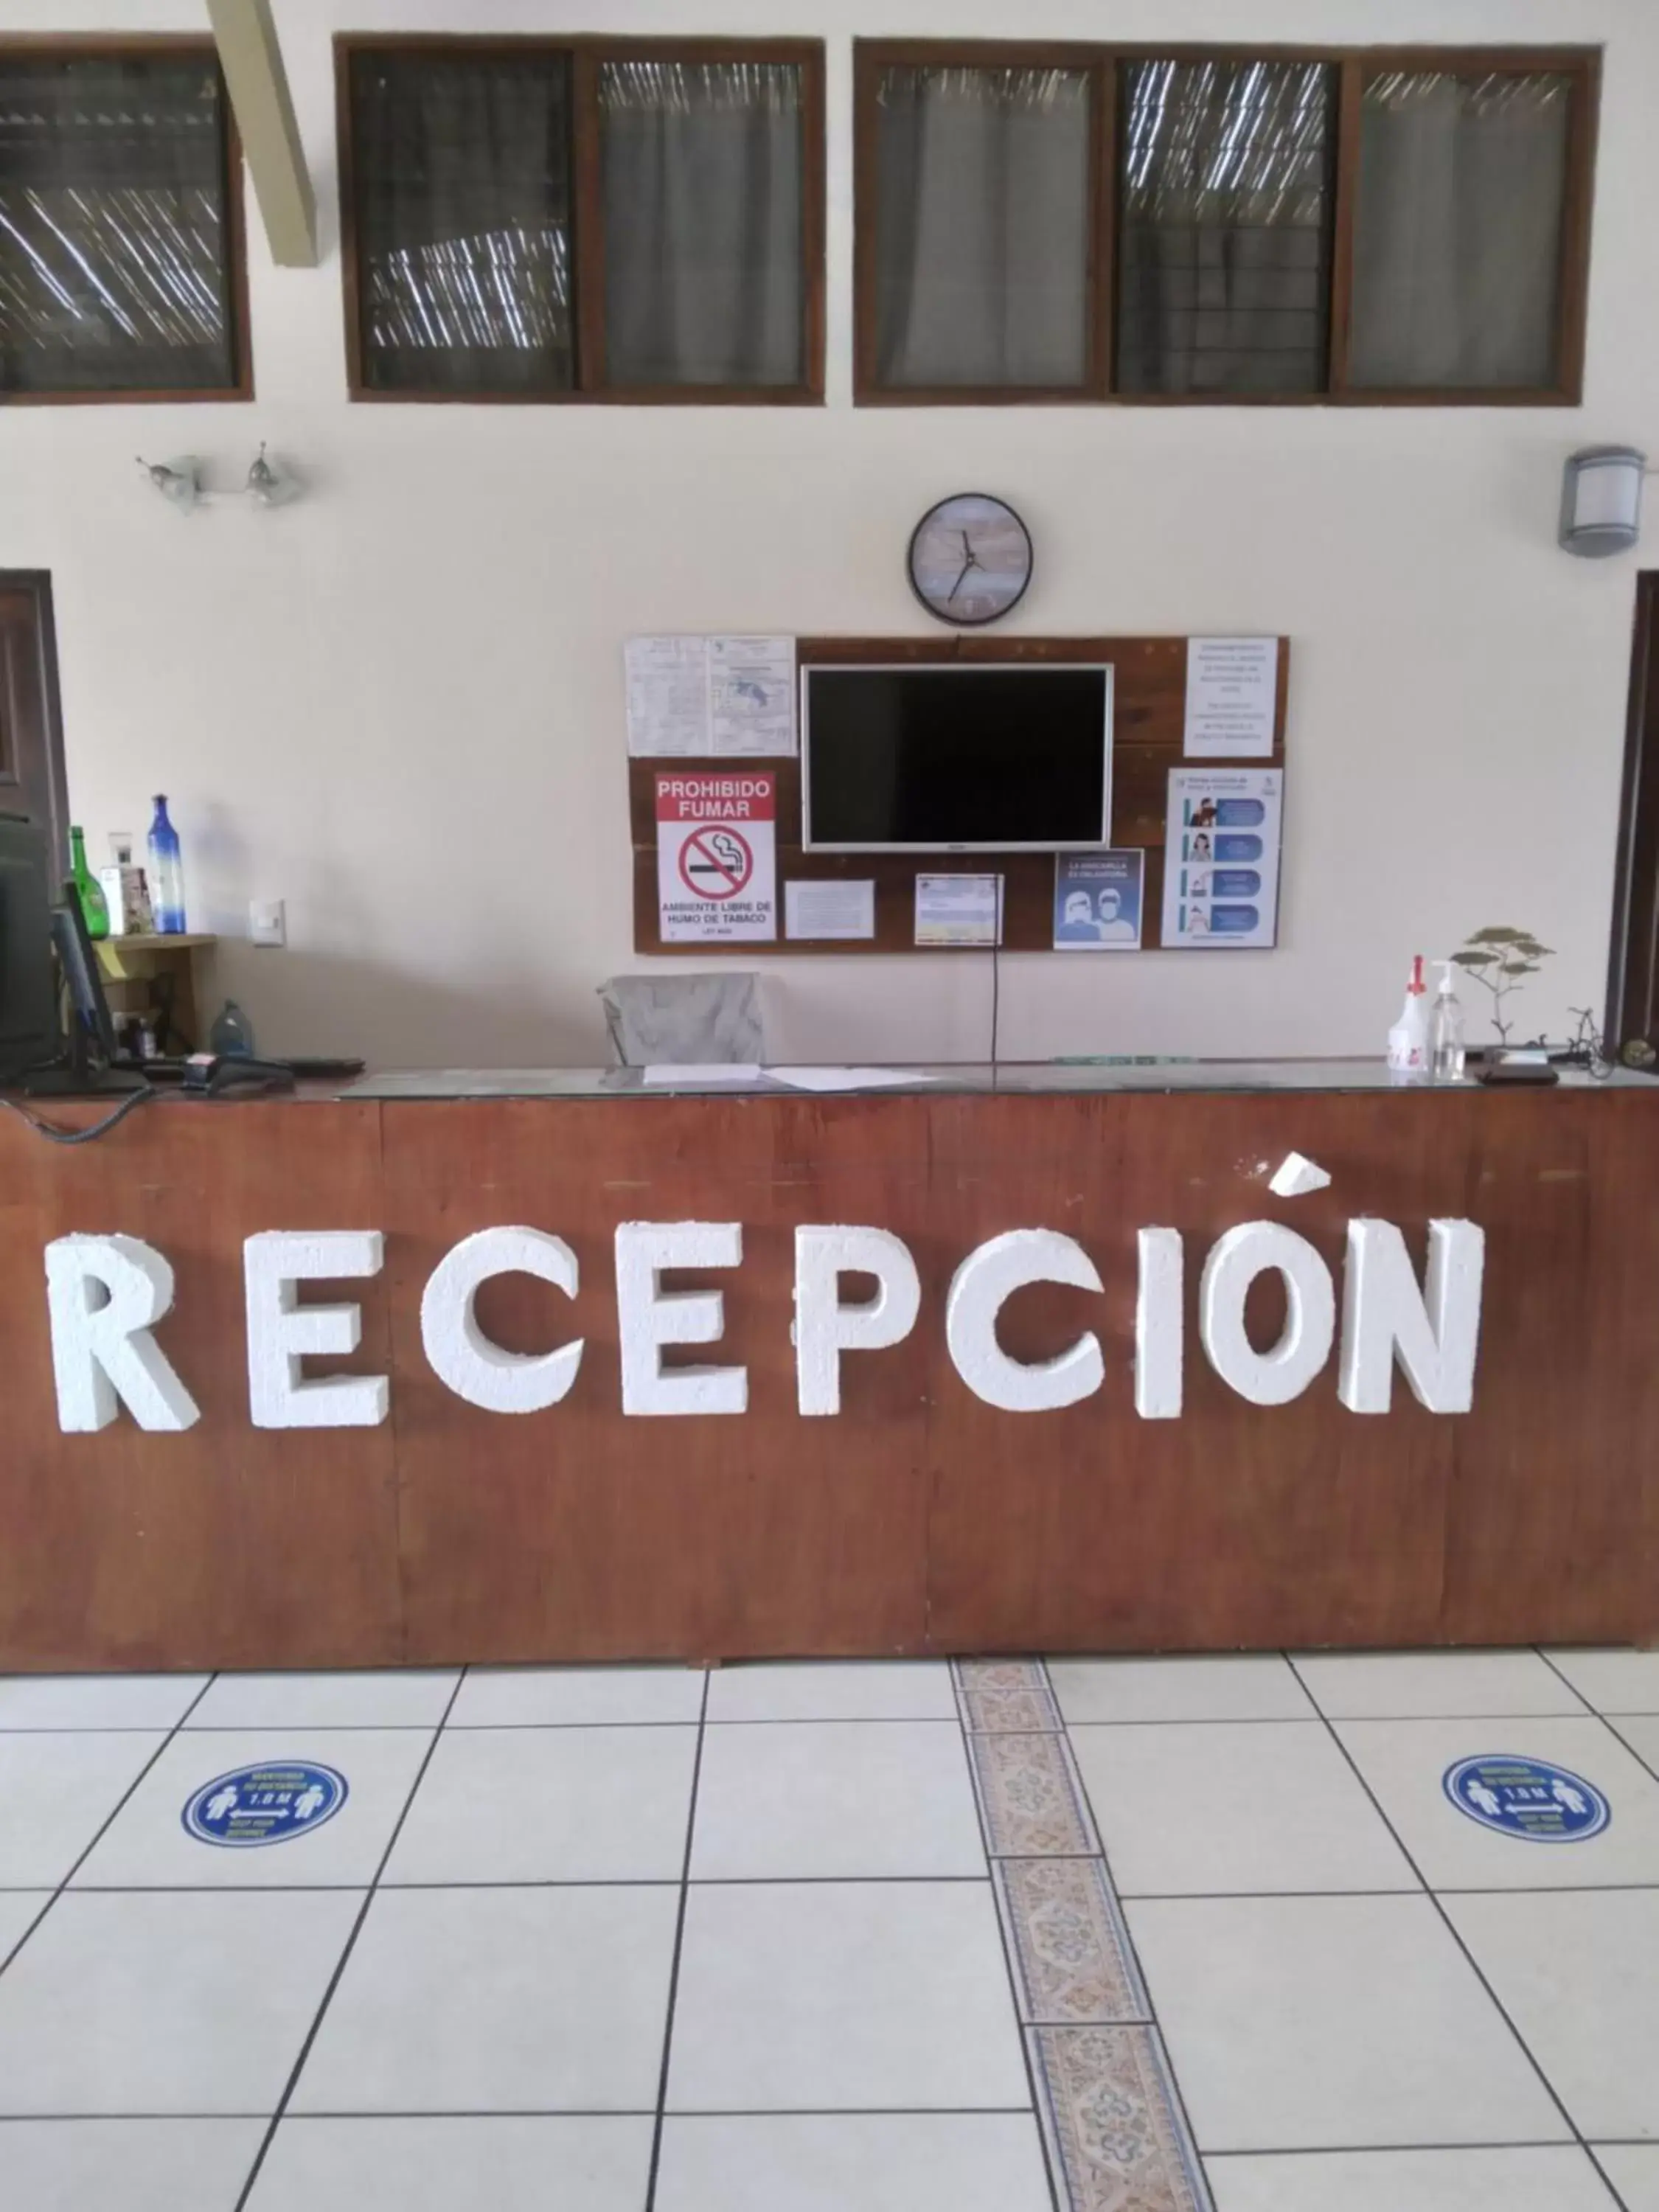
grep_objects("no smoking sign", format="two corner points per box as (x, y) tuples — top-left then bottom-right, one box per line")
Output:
(655, 772), (776, 944)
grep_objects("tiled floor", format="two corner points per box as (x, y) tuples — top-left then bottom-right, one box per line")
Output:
(0, 1649), (1655, 2210)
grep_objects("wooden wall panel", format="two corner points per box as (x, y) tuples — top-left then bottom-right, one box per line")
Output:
(0, 1083), (1652, 1669)
(630, 634), (1287, 955)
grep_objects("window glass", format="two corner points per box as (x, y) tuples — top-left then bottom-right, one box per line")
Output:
(350, 50), (573, 395)
(874, 65), (1091, 389)
(1116, 58), (1335, 396)
(0, 54), (237, 396)
(1349, 70), (1571, 390)
(600, 59), (804, 388)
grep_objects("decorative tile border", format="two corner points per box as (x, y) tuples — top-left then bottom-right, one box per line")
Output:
(954, 1657), (1215, 2212)
(965, 1727), (1101, 1857)
(1029, 2025), (1211, 2212)
(954, 1658), (1064, 1733)
(994, 1857), (1150, 2025)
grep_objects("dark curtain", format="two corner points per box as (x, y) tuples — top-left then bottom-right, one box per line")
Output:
(350, 51), (573, 394)
(1116, 58), (1335, 396)
(600, 60), (804, 388)
(0, 57), (234, 394)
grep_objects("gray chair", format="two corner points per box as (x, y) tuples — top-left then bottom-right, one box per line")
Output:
(598, 973), (765, 1068)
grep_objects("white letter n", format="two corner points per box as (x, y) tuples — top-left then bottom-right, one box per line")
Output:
(1339, 1218), (1485, 1415)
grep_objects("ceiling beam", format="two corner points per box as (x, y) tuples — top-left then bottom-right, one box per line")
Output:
(205, 0), (318, 268)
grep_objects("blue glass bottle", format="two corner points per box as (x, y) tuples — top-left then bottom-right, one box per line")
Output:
(147, 794), (187, 935)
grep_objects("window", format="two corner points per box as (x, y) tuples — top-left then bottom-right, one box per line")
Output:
(856, 42), (1596, 404)
(0, 42), (247, 402)
(339, 38), (824, 401)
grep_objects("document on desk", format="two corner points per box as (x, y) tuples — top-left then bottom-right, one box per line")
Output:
(641, 1064), (763, 1086)
(768, 1067), (933, 1092)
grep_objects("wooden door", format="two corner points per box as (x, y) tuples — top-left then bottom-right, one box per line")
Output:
(0, 574), (68, 876)
(1607, 573), (1659, 1068)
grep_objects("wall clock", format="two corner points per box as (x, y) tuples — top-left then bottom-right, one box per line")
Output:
(908, 493), (1033, 627)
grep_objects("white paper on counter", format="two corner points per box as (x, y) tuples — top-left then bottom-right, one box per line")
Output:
(914, 873), (1003, 947)
(785, 878), (876, 941)
(708, 636), (797, 756)
(1183, 636), (1279, 758)
(641, 1063), (764, 1085)
(768, 1067), (933, 1092)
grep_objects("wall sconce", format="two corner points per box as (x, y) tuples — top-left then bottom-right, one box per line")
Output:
(1559, 445), (1648, 557)
(137, 446), (302, 514)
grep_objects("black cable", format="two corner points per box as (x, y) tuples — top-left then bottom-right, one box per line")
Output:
(0, 1084), (157, 1144)
(989, 872), (1004, 1074)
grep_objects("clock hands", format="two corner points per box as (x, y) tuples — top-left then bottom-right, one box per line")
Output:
(947, 527), (983, 604)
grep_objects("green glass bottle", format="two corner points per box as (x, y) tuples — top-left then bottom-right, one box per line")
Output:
(69, 825), (110, 941)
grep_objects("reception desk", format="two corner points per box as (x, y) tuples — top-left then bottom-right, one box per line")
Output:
(1, 1062), (1655, 1670)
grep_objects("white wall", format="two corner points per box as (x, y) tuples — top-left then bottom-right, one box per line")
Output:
(4, 0), (1655, 1066)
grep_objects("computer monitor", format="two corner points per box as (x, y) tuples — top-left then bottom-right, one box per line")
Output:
(0, 810), (60, 1082)
(52, 889), (119, 1070)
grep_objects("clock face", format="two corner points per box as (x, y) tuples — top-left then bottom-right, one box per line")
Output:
(908, 493), (1032, 627)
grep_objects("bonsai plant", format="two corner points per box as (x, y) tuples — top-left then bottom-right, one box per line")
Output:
(1450, 926), (1555, 1047)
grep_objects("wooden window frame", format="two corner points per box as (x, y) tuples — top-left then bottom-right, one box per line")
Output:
(336, 32), (826, 406)
(854, 38), (1599, 408)
(0, 34), (252, 407)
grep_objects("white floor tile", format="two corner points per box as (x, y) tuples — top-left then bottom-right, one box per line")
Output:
(1594, 2146), (1659, 2210)
(1543, 1649), (1659, 1715)
(1070, 1721), (1416, 1896)
(1206, 2146), (1620, 2212)
(667, 1881), (1028, 2112)
(656, 2112), (1052, 2211)
(692, 1722), (984, 1879)
(291, 1885), (678, 2112)
(448, 1664), (705, 1727)
(1617, 1714), (1659, 1774)
(0, 1674), (209, 1730)
(1446, 1890), (1659, 2140)
(72, 1730), (434, 1889)
(705, 1661), (956, 1722)
(1293, 1651), (1586, 1719)
(1336, 1717), (1659, 1888)
(0, 1889), (361, 2114)
(384, 1725), (695, 1884)
(1048, 1655), (1314, 1725)
(247, 2116), (654, 2211)
(0, 1892), (51, 1961)
(1124, 1893), (1566, 2152)
(0, 2118), (265, 2212)
(186, 1671), (459, 1731)
(0, 1732), (164, 1885)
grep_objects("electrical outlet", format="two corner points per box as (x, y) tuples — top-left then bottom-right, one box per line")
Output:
(248, 898), (286, 948)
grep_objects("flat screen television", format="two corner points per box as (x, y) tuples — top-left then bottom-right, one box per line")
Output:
(801, 663), (1113, 852)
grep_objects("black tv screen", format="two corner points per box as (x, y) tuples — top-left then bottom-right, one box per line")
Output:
(801, 664), (1113, 851)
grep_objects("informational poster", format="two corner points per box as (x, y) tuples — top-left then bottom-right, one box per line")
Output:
(785, 879), (876, 942)
(1053, 852), (1144, 950)
(1183, 636), (1279, 758)
(626, 636), (796, 757)
(914, 874), (1002, 947)
(655, 771), (776, 943)
(1161, 768), (1283, 949)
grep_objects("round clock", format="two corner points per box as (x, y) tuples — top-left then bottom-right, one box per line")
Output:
(908, 493), (1033, 627)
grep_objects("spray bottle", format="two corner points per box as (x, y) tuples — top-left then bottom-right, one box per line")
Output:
(1430, 961), (1467, 1082)
(1387, 955), (1430, 1084)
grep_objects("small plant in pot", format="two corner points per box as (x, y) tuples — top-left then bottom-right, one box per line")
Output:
(1450, 926), (1555, 1050)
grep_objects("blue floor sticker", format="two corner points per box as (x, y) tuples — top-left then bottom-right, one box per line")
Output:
(1443, 1753), (1609, 1842)
(183, 1760), (348, 1848)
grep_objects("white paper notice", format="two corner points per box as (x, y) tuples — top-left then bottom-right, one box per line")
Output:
(627, 636), (797, 757)
(641, 1064), (763, 1086)
(1184, 637), (1279, 758)
(768, 1067), (933, 1092)
(626, 636), (709, 757)
(708, 636), (797, 756)
(914, 874), (1003, 948)
(1161, 768), (1284, 950)
(785, 879), (876, 942)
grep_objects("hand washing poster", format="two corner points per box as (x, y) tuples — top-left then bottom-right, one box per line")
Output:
(1161, 768), (1283, 949)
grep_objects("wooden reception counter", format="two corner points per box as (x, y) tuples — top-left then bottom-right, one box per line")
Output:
(1, 1062), (1655, 1671)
